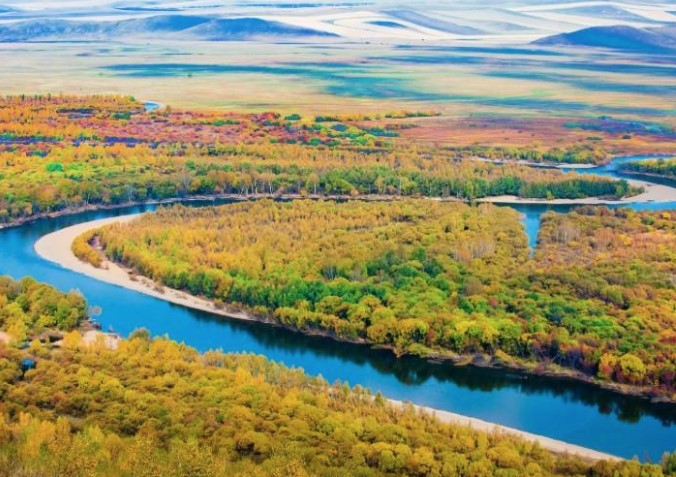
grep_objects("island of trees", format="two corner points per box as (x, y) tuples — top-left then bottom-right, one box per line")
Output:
(620, 158), (676, 180)
(74, 201), (676, 401)
(1, 276), (675, 476)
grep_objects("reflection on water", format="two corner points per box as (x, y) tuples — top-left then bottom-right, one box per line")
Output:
(190, 306), (676, 426)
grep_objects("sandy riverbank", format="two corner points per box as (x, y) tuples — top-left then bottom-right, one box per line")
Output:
(389, 399), (620, 462)
(0, 326), (118, 349)
(33, 215), (622, 462)
(480, 177), (676, 205)
(34, 215), (259, 325)
(82, 330), (121, 350)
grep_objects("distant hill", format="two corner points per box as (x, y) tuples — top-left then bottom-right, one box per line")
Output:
(534, 25), (676, 54)
(185, 17), (335, 40)
(385, 10), (485, 35)
(0, 15), (335, 42)
(113, 15), (211, 34)
(553, 5), (661, 24)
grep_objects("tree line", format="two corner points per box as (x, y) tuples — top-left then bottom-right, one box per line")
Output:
(0, 95), (636, 225)
(620, 158), (676, 179)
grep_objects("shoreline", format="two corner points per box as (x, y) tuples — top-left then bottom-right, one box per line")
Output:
(33, 213), (676, 403)
(1, 193), (463, 232)
(473, 157), (599, 170)
(479, 176), (676, 205)
(388, 399), (620, 462)
(616, 169), (676, 184)
(35, 215), (262, 326)
(3, 174), (675, 233)
(30, 216), (639, 462)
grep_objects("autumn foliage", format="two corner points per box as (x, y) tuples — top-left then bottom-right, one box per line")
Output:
(620, 157), (676, 179)
(78, 201), (675, 397)
(0, 95), (634, 224)
(0, 278), (674, 476)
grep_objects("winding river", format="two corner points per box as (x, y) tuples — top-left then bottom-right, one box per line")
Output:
(509, 155), (676, 249)
(1, 155), (675, 460)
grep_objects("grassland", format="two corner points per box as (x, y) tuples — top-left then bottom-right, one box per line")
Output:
(0, 40), (674, 125)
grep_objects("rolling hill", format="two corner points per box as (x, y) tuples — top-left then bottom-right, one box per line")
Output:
(0, 14), (335, 42)
(185, 17), (336, 40)
(534, 25), (676, 54)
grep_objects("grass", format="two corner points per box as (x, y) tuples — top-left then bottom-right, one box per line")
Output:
(0, 40), (674, 121)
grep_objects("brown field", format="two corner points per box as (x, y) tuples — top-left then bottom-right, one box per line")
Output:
(392, 116), (676, 155)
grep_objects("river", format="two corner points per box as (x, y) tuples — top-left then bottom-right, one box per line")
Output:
(508, 155), (676, 248)
(0, 155), (674, 460)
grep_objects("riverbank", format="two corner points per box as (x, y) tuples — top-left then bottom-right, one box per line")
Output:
(33, 217), (623, 462)
(36, 214), (676, 403)
(1, 193), (464, 232)
(480, 177), (676, 205)
(4, 176), (674, 233)
(616, 169), (676, 184)
(35, 215), (262, 326)
(388, 399), (620, 462)
(473, 157), (599, 169)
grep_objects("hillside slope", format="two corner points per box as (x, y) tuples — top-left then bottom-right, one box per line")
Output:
(0, 14), (334, 42)
(534, 25), (676, 54)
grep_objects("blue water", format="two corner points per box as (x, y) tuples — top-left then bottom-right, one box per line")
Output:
(562, 154), (672, 179)
(0, 156), (674, 460)
(510, 155), (676, 248)
(144, 101), (162, 112)
(509, 200), (676, 250)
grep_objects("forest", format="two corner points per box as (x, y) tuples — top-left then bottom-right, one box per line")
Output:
(75, 201), (676, 399)
(0, 276), (674, 476)
(620, 158), (676, 179)
(0, 277), (87, 343)
(0, 95), (637, 225)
